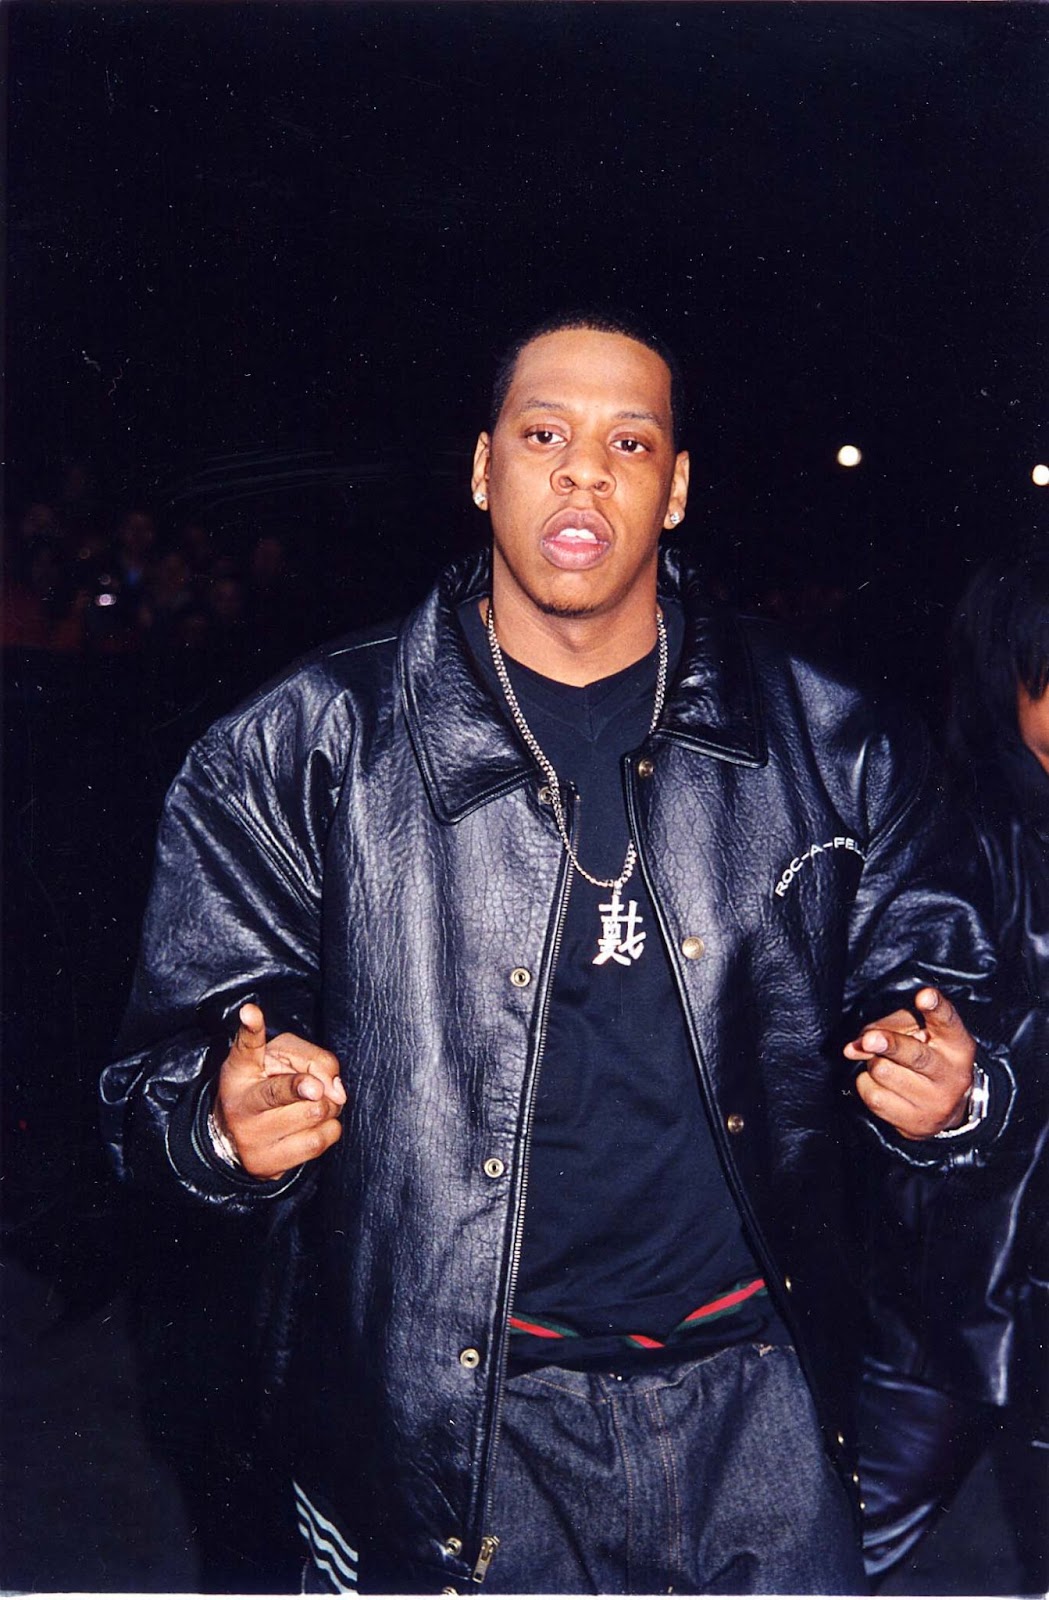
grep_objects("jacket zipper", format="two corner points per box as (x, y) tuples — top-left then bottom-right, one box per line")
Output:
(470, 813), (577, 1585)
(471, 1534), (501, 1584)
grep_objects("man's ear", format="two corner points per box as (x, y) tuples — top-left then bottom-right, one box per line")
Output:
(664, 449), (690, 529)
(471, 433), (491, 505)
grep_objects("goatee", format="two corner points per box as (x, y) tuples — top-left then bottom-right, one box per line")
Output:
(535, 600), (600, 619)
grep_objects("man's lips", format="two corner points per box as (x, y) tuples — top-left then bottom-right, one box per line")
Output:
(540, 508), (613, 571)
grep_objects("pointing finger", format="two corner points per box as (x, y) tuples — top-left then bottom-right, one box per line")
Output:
(292, 1044), (346, 1107)
(845, 1025), (930, 1059)
(859, 1028), (937, 1077)
(262, 1043), (348, 1107)
(238, 1002), (265, 1036)
(262, 1050), (346, 1107)
(915, 987), (961, 1038)
(843, 1008), (926, 1061)
(229, 1003), (268, 1066)
(251, 1071), (337, 1114)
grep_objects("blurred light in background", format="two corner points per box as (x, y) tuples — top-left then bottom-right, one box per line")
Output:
(836, 444), (862, 468)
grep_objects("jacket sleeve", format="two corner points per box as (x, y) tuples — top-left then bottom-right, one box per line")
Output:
(839, 729), (1015, 1169)
(101, 702), (340, 1214)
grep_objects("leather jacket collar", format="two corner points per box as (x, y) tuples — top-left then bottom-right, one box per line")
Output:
(400, 544), (767, 824)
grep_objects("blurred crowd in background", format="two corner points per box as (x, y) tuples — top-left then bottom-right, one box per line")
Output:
(3, 462), (320, 691)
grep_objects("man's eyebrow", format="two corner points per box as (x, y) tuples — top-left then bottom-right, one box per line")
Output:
(613, 408), (665, 427)
(514, 398), (667, 428)
(515, 397), (566, 414)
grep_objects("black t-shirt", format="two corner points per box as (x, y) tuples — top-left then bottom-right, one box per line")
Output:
(460, 600), (787, 1368)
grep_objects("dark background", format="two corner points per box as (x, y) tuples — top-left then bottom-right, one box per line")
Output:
(8, 3), (1047, 595)
(3, 3), (1047, 1592)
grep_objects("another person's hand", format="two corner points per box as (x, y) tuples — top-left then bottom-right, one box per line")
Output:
(844, 987), (976, 1140)
(215, 1002), (346, 1179)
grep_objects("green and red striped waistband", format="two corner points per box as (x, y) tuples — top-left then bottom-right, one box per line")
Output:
(509, 1277), (768, 1351)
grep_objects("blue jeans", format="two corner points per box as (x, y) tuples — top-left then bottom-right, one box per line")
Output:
(483, 1342), (867, 1594)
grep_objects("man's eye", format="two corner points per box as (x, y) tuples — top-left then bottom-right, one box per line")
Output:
(614, 437), (648, 454)
(526, 429), (562, 446)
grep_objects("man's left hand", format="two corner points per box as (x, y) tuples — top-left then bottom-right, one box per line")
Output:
(844, 987), (976, 1140)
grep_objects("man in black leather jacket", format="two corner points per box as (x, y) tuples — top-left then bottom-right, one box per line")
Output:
(102, 315), (1014, 1594)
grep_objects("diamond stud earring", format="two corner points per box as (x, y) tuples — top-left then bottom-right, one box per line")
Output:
(474, 491), (487, 508)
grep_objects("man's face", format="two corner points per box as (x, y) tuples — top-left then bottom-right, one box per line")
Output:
(472, 328), (689, 623)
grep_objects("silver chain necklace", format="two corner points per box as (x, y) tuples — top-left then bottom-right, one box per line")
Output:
(486, 600), (668, 892)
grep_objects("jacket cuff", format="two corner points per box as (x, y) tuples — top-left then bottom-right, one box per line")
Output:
(860, 1045), (1014, 1168)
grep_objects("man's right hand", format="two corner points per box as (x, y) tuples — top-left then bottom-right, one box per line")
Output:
(215, 1002), (346, 1180)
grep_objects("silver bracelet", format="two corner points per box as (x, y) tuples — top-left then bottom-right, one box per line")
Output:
(207, 1107), (243, 1168)
(934, 1060), (990, 1139)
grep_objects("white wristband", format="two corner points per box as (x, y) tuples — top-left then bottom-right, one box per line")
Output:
(207, 1107), (243, 1168)
(934, 1060), (990, 1139)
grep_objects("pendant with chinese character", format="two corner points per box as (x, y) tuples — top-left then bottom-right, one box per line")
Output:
(593, 887), (647, 967)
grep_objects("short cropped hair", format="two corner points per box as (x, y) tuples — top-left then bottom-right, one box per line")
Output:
(949, 543), (1049, 763)
(489, 310), (687, 448)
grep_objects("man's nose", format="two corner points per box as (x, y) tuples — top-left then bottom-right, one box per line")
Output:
(552, 441), (614, 496)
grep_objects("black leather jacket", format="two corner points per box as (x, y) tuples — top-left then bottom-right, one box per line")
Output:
(102, 549), (1014, 1593)
(978, 742), (1049, 1433)
(858, 741), (1049, 1576)
(940, 745), (1049, 1430)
